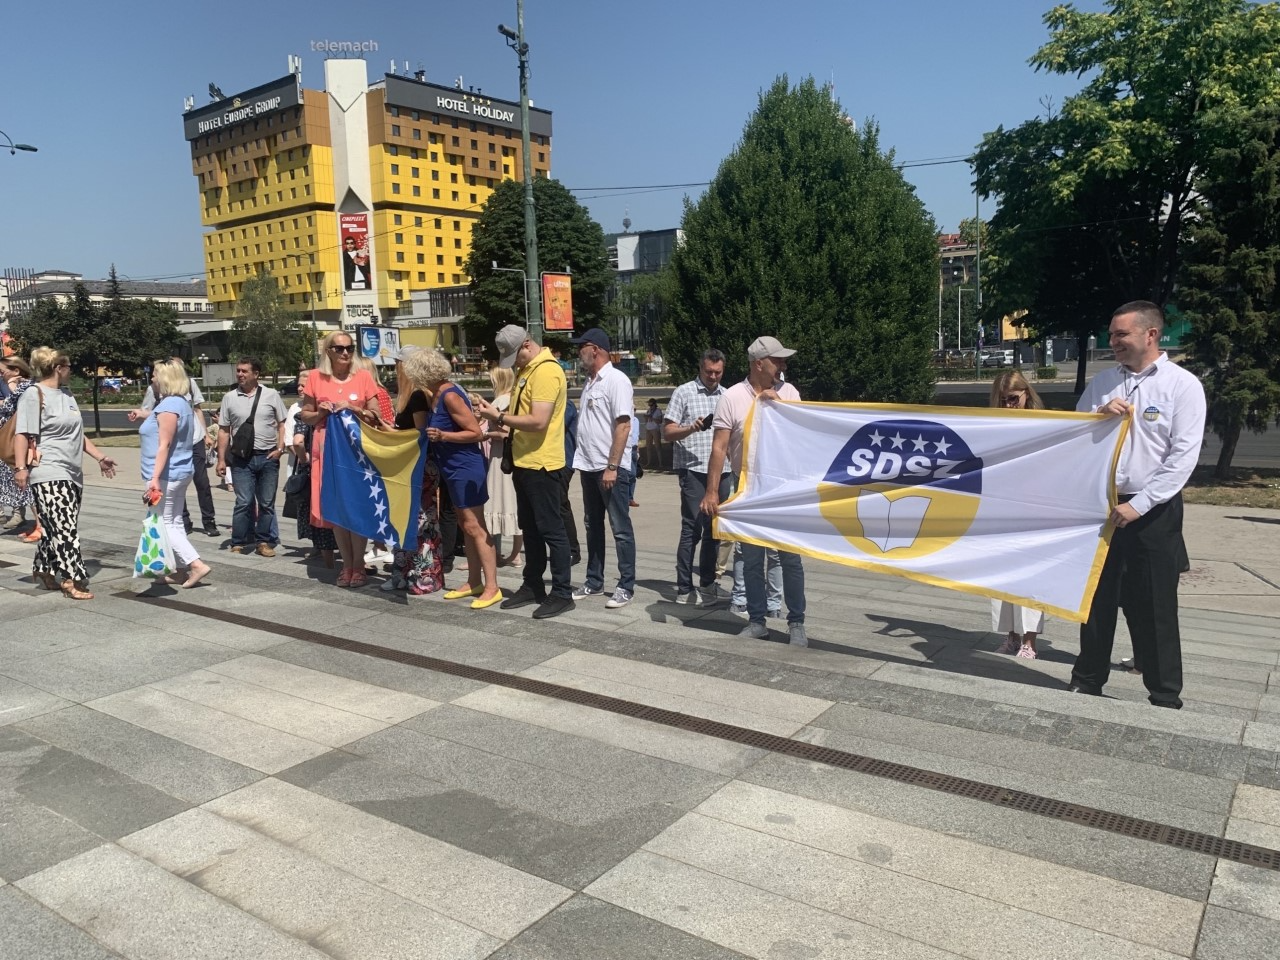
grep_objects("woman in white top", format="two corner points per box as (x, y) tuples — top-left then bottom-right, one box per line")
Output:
(484, 366), (523, 566)
(990, 369), (1046, 659)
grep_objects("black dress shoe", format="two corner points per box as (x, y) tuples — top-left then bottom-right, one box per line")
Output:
(1067, 683), (1102, 696)
(1150, 699), (1182, 710)
(570, 553), (582, 566)
(532, 595), (575, 619)
(500, 585), (540, 610)
(203, 524), (220, 537)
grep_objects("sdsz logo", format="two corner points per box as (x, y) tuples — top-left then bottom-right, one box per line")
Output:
(817, 419), (983, 559)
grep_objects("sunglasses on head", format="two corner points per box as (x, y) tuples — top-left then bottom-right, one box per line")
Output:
(330, 344), (355, 354)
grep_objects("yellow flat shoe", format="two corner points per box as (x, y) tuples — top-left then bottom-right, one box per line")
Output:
(471, 591), (504, 610)
(444, 584), (484, 600)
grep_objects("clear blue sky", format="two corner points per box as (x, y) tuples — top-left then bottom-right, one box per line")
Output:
(0, 0), (1100, 282)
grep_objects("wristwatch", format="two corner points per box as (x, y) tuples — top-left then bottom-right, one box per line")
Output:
(497, 412), (506, 429)
(606, 462), (619, 470)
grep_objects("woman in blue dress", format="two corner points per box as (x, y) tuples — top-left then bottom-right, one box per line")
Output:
(402, 349), (501, 609)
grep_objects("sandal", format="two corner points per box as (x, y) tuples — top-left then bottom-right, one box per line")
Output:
(336, 568), (353, 588)
(348, 571), (369, 588)
(60, 580), (93, 601)
(18, 526), (43, 543)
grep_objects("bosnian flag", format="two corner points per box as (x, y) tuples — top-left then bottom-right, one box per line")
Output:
(715, 400), (1129, 622)
(321, 412), (427, 551)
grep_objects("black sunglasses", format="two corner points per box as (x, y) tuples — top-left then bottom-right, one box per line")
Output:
(329, 344), (355, 354)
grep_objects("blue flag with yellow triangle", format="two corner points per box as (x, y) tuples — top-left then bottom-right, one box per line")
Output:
(320, 411), (427, 551)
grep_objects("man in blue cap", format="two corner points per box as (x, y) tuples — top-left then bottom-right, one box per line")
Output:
(568, 327), (636, 609)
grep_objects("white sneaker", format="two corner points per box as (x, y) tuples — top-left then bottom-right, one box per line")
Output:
(605, 588), (633, 609)
(571, 584), (604, 600)
(674, 589), (697, 604)
(728, 603), (748, 619)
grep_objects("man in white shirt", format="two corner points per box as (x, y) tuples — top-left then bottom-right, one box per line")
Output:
(569, 327), (636, 609)
(1069, 300), (1206, 709)
(702, 336), (807, 646)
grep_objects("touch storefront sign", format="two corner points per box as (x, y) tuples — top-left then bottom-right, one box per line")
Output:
(183, 75), (302, 141)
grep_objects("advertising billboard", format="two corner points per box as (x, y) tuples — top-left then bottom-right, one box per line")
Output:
(358, 326), (401, 366)
(340, 214), (374, 292)
(542, 273), (574, 332)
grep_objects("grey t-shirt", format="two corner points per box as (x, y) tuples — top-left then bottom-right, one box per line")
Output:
(15, 384), (85, 487)
(218, 385), (286, 453)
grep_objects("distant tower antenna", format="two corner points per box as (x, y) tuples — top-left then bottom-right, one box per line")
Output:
(622, 208), (632, 233)
(288, 54), (302, 76)
(183, 95), (195, 113)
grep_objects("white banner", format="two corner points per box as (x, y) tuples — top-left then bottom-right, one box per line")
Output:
(715, 401), (1130, 622)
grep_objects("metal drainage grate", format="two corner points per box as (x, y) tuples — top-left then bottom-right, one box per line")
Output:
(127, 591), (1280, 872)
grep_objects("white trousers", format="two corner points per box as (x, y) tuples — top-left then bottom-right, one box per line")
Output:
(161, 475), (200, 568)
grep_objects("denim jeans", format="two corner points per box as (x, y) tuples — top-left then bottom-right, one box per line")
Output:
(731, 542), (782, 610)
(742, 543), (804, 625)
(676, 469), (731, 593)
(229, 452), (280, 546)
(579, 468), (635, 593)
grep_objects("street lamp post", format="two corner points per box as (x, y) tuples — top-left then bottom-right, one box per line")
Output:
(0, 130), (37, 155)
(498, 2), (542, 345)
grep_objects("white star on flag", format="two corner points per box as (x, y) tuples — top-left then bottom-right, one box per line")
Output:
(890, 433), (905, 449)
(912, 435), (928, 451)
(869, 430), (884, 446)
(935, 437), (952, 455)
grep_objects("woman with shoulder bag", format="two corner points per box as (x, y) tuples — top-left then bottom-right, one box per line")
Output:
(12, 347), (117, 599)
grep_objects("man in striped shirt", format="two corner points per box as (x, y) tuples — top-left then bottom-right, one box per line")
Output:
(663, 348), (732, 605)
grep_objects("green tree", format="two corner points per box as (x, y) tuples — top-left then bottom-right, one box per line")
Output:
(1181, 107), (1280, 476)
(975, 0), (1280, 391)
(463, 177), (611, 356)
(231, 271), (311, 381)
(606, 266), (676, 353)
(8, 284), (105, 431)
(665, 76), (938, 402)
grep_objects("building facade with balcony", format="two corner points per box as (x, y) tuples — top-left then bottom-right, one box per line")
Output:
(183, 61), (552, 334)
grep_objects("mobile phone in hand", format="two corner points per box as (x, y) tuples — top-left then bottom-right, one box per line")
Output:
(699, 413), (715, 430)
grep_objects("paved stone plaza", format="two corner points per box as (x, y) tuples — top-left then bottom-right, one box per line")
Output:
(2, 450), (1279, 959)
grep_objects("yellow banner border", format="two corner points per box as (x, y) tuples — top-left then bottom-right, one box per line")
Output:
(715, 399), (1132, 624)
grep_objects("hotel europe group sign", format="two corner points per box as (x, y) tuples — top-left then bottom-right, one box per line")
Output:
(183, 76), (302, 141)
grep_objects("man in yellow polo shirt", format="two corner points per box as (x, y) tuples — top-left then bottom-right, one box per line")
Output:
(475, 324), (573, 619)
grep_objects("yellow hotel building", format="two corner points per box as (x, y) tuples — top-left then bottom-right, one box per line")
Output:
(181, 60), (552, 334)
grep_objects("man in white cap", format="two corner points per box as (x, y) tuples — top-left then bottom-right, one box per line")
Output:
(701, 336), (808, 646)
(474, 325), (575, 619)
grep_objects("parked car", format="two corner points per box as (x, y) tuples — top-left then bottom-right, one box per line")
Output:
(980, 349), (1015, 368)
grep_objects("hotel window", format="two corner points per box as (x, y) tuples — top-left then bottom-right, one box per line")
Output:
(392, 183), (400, 194)
(182, 303), (190, 311)
(390, 164), (399, 175)
(452, 274), (460, 283)
(412, 186), (420, 197)
(396, 288), (403, 300)
(470, 193), (477, 203)
(455, 256), (462, 266)
(435, 237), (443, 247)
(395, 233), (403, 243)
(417, 254), (424, 264)
(393, 214), (402, 225)
(450, 173), (457, 184)
(396, 252), (404, 263)
(489, 161), (497, 171)
(411, 167), (419, 178)
(436, 255), (444, 265)
(451, 136), (460, 146)
(470, 139), (478, 150)
(414, 216), (422, 226)
(429, 133), (438, 144)
(410, 148), (419, 159)
(411, 110), (421, 121)
(432, 170), (439, 181)
(415, 235), (423, 245)
(471, 158), (479, 168)
(451, 191), (459, 201)
(430, 151), (438, 162)
(389, 106), (400, 117)
(452, 220), (460, 230)
(391, 125), (401, 136)
(432, 189), (440, 199)
(538, 152), (545, 162)
(389, 145), (399, 156)
(412, 129), (421, 140)
(418, 271), (426, 282)
(454, 238), (462, 249)
(450, 117), (458, 128)
(488, 143), (496, 153)
(438, 273), (445, 282)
